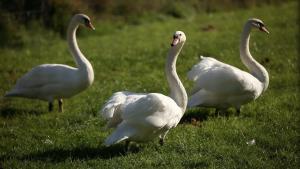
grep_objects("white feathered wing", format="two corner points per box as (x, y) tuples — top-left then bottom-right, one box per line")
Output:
(5, 64), (86, 101)
(187, 56), (263, 109)
(101, 92), (182, 146)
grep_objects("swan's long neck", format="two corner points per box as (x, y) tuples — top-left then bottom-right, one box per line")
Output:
(165, 43), (188, 113)
(67, 19), (94, 81)
(240, 23), (269, 91)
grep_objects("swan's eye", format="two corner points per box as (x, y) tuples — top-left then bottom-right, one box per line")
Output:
(179, 34), (182, 36)
(259, 22), (264, 27)
(83, 18), (89, 25)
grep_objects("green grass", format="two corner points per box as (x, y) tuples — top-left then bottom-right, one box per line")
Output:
(0, 2), (298, 169)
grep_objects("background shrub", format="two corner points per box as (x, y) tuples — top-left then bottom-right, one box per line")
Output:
(0, 0), (295, 47)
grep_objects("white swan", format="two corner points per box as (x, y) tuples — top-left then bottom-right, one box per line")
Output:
(100, 31), (188, 147)
(187, 18), (269, 115)
(5, 14), (95, 112)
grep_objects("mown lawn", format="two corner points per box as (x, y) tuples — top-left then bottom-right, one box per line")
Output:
(0, 2), (298, 169)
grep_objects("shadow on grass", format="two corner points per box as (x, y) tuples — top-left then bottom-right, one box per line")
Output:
(180, 108), (211, 125)
(183, 161), (209, 168)
(181, 107), (242, 125)
(20, 145), (140, 162)
(0, 107), (45, 118)
(0, 160), (3, 169)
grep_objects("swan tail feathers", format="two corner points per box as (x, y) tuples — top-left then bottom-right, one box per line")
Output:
(104, 135), (129, 146)
(100, 92), (128, 120)
(101, 103), (123, 129)
(187, 55), (218, 81)
(187, 56), (208, 81)
(187, 91), (205, 108)
(104, 123), (135, 146)
(101, 103), (118, 120)
(4, 90), (22, 97)
(100, 92), (132, 129)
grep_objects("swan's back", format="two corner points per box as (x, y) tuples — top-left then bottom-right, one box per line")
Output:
(5, 64), (90, 101)
(187, 56), (264, 108)
(101, 92), (182, 144)
(101, 92), (181, 128)
(101, 91), (145, 128)
(14, 64), (77, 88)
(121, 93), (182, 128)
(187, 56), (222, 81)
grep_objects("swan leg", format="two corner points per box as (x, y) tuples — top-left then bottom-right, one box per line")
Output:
(58, 99), (63, 112)
(159, 131), (169, 146)
(215, 108), (220, 117)
(236, 108), (241, 116)
(48, 102), (54, 112)
(125, 140), (130, 151)
(159, 138), (164, 146)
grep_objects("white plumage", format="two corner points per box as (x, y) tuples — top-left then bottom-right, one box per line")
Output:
(187, 18), (270, 114)
(188, 56), (263, 109)
(102, 92), (183, 145)
(100, 31), (188, 146)
(5, 14), (95, 112)
(6, 65), (86, 100)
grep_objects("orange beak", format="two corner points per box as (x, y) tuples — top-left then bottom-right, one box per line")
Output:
(86, 22), (95, 30)
(171, 37), (180, 46)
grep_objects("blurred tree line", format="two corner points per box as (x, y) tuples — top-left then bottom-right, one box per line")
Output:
(0, 0), (292, 47)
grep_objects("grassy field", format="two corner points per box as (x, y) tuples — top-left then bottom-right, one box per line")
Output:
(0, 2), (298, 169)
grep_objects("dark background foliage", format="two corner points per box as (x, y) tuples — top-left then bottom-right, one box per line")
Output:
(0, 0), (292, 47)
